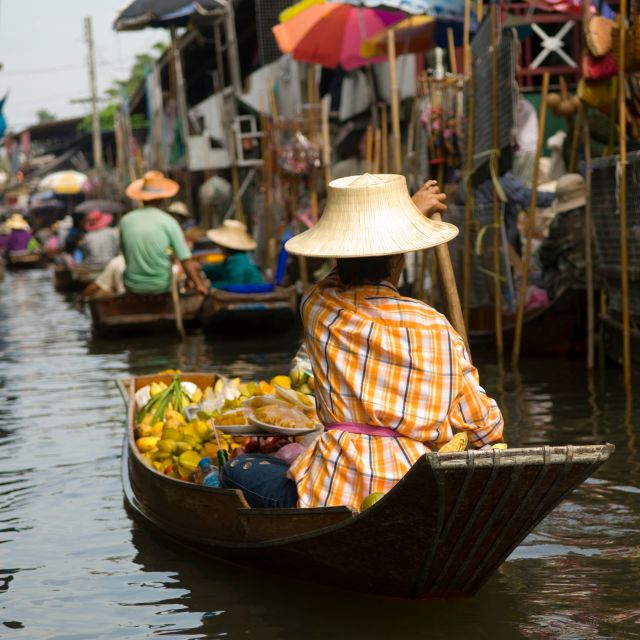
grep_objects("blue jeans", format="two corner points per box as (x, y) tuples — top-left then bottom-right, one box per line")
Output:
(219, 454), (298, 508)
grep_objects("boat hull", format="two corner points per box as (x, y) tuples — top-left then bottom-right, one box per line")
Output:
(600, 312), (640, 373)
(201, 287), (298, 332)
(121, 373), (614, 598)
(89, 292), (204, 336)
(53, 264), (103, 292)
(7, 252), (45, 269)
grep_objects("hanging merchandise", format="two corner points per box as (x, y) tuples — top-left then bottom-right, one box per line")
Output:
(612, 17), (640, 72)
(585, 16), (616, 57)
(418, 71), (464, 183)
(278, 130), (321, 175)
(582, 50), (619, 80)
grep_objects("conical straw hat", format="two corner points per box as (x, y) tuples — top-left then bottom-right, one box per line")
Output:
(207, 219), (257, 251)
(285, 174), (458, 258)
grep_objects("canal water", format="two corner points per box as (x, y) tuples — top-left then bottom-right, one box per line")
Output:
(1, 268), (639, 639)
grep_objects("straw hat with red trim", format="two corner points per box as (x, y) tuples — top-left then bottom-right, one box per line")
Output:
(85, 210), (113, 231)
(207, 220), (257, 251)
(284, 173), (458, 258)
(126, 170), (179, 202)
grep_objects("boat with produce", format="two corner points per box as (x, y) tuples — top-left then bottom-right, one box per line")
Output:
(7, 250), (45, 269)
(53, 263), (104, 292)
(119, 371), (614, 598)
(201, 285), (298, 331)
(88, 291), (204, 336)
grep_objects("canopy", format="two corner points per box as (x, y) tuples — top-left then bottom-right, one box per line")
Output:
(114, 0), (226, 30)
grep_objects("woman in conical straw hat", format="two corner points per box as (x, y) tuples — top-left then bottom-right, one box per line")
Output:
(201, 219), (265, 289)
(219, 175), (504, 510)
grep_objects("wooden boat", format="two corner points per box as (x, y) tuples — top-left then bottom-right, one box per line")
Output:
(6, 251), (45, 269)
(600, 312), (640, 373)
(119, 372), (614, 598)
(89, 291), (204, 336)
(201, 286), (298, 331)
(53, 263), (104, 292)
(0, 257), (5, 282)
(467, 286), (587, 356)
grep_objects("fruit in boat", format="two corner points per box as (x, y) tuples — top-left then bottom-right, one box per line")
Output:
(177, 450), (201, 478)
(438, 432), (468, 453)
(360, 492), (385, 511)
(271, 375), (292, 389)
(492, 442), (508, 450)
(157, 439), (178, 454)
(258, 380), (275, 395)
(136, 436), (160, 452)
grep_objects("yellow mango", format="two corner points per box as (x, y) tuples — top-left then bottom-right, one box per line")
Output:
(151, 422), (164, 437)
(271, 375), (292, 389)
(191, 388), (203, 404)
(136, 436), (160, 453)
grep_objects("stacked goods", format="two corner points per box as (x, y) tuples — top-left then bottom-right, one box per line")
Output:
(133, 372), (318, 484)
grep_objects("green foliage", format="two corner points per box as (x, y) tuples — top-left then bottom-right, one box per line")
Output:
(76, 41), (167, 133)
(36, 109), (56, 123)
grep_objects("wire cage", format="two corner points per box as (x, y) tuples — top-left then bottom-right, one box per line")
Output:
(590, 153), (640, 319)
(446, 202), (516, 310)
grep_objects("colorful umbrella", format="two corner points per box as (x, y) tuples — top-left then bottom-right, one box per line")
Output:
(38, 171), (91, 196)
(272, 0), (407, 70)
(360, 15), (436, 58)
(114, 0), (225, 30)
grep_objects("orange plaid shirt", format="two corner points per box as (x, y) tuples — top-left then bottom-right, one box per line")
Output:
(289, 273), (504, 510)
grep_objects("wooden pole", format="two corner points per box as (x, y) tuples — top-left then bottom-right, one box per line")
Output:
(387, 31), (403, 173)
(490, 4), (503, 359)
(259, 95), (273, 269)
(463, 60), (475, 327)
(170, 264), (186, 339)
(381, 105), (389, 173)
(433, 211), (470, 352)
(447, 28), (458, 74)
(463, 0), (472, 74)
(568, 106), (582, 173)
(321, 95), (332, 186)
(583, 114), (596, 370)
(373, 127), (382, 173)
(512, 71), (550, 366)
(84, 17), (103, 173)
(617, 0), (632, 393)
(365, 125), (374, 173)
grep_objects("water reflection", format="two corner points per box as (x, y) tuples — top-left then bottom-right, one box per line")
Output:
(0, 269), (639, 639)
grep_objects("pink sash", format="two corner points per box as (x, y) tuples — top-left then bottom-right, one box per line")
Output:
(325, 422), (401, 438)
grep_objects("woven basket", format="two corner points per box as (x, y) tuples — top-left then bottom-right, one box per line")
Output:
(586, 16), (616, 57)
(612, 18), (640, 72)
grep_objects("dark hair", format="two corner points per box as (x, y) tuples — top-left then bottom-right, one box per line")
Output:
(336, 256), (391, 285)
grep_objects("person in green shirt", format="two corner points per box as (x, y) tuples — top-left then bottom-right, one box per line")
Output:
(202, 219), (265, 289)
(121, 171), (208, 296)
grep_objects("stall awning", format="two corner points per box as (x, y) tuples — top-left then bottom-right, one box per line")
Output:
(114, 0), (227, 31)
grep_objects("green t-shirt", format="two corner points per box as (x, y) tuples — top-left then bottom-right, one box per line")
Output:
(119, 207), (191, 294)
(202, 252), (264, 288)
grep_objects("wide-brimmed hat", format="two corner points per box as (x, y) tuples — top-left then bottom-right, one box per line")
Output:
(168, 201), (189, 217)
(207, 220), (257, 251)
(553, 173), (586, 214)
(6, 213), (30, 231)
(85, 210), (113, 231)
(285, 173), (458, 258)
(126, 170), (179, 201)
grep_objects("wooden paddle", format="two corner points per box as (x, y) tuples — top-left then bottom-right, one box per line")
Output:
(432, 211), (470, 353)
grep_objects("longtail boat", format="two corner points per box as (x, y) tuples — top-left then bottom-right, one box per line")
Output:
(600, 312), (640, 373)
(201, 286), (298, 331)
(6, 251), (45, 269)
(89, 292), (204, 336)
(467, 286), (587, 356)
(53, 263), (104, 292)
(119, 372), (614, 598)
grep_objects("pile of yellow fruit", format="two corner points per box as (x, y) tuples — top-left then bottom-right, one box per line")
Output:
(134, 372), (316, 482)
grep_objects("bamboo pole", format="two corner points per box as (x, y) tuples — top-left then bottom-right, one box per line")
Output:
(463, 59), (475, 327)
(490, 4), (503, 359)
(463, 0), (472, 74)
(617, 0), (632, 393)
(387, 31), (403, 173)
(583, 115), (595, 370)
(381, 105), (389, 173)
(512, 71), (550, 366)
(321, 95), (332, 186)
(447, 28), (458, 74)
(373, 127), (382, 173)
(568, 106), (582, 173)
(365, 125), (374, 173)
(259, 95), (273, 269)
